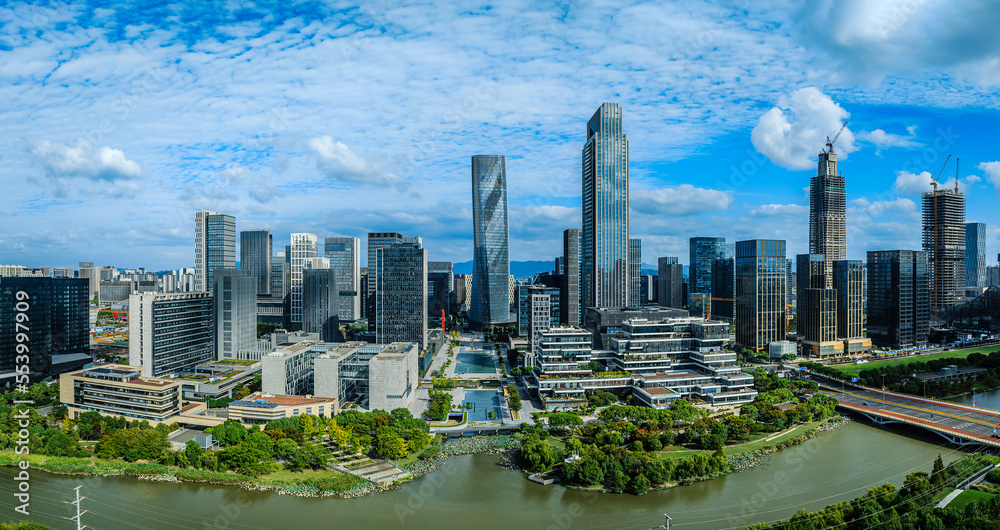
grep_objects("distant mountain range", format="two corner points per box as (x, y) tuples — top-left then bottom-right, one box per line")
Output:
(454, 261), (683, 278)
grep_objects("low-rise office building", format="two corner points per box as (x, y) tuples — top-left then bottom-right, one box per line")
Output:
(263, 341), (419, 411)
(526, 317), (756, 410)
(169, 359), (261, 400)
(228, 392), (338, 424)
(60, 365), (182, 423)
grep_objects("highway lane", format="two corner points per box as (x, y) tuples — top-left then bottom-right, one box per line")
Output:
(820, 385), (1000, 442)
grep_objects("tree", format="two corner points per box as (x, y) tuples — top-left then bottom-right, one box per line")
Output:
(373, 426), (408, 459)
(520, 433), (557, 472)
(931, 454), (945, 484)
(547, 412), (583, 433)
(43, 432), (73, 456)
(184, 440), (204, 468)
(328, 423), (351, 448)
(406, 428), (431, 452)
(629, 473), (651, 495)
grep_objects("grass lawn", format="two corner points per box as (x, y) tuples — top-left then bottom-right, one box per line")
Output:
(657, 421), (824, 463)
(264, 468), (346, 481)
(831, 346), (1000, 377)
(949, 489), (996, 510)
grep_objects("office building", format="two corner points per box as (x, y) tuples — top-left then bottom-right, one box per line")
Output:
(799, 287), (838, 357)
(562, 228), (582, 325)
(52, 267), (73, 279)
(922, 187), (966, 315)
(710, 257), (735, 320)
(303, 265), (341, 342)
(629, 238), (642, 306)
(99, 281), (134, 303)
(240, 230), (272, 296)
(129, 292), (214, 377)
(639, 274), (655, 304)
(988, 265), (1000, 288)
(689, 237), (730, 297)
(581, 102), (630, 310)
(809, 150), (847, 285)
(428, 261), (453, 327)
(270, 261), (285, 299)
(375, 242), (428, 349)
(470, 154), (510, 325)
(60, 365), (182, 423)
(213, 269), (257, 360)
(454, 273), (472, 313)
(0, 277), (90, 380)
(194, 210), (236, 293)
(229, 392), (338, 424)
(366, 232), (422, 323)
(517, 285), (561, 336)
(324, 237), (361, 322)
(833, 260), (870, 355)
(867, 250), (931, 350)
(78, 262), (98, 301)
(657, 257), (683, 309)
(735, 239), (787, 351)
(966, 222), (987, 288)
(796, 254), (826, 323)
(289, 233), (318, 328)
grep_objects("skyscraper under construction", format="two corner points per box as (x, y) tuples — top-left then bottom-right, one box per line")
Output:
(809, 150), (846, 286)
(922, 186), (966, 317)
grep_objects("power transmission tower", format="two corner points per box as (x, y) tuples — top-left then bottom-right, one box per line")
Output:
(70, 485), (89, 530)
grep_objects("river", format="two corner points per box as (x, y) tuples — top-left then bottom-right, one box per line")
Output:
(954, 387), (1000, 412)
(0, 420), (970, 530)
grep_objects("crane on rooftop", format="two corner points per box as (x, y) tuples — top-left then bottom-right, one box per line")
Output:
(823, 121), (849, 153)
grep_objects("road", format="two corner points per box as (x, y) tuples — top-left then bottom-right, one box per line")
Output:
(817, 380), (1000, 447)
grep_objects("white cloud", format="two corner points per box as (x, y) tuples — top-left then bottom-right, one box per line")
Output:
(894, 170), (933, 195)
(750, 203), (808, 217)
(28, 139), (141, 181)
(750, 87), (857, 170)
(631, 185), (732, 216)
(306, 136), (404, 189)
(791, 0), (1000, 85)
(857, 126), (922, 155)
(980, 161), (1000, 196)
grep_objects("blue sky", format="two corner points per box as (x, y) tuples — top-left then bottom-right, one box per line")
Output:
(2, 0), (1000, 270)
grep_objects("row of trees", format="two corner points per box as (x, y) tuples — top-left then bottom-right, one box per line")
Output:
(425, 390), (453, 421)
(506, 384), (522, 412)
(746, 454), (998, 530)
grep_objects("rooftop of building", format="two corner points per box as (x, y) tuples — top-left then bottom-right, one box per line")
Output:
(72, 364), (177, 388)
(230, 392), (337, 409)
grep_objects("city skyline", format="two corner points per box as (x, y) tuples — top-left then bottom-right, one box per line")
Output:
(3, 2), (1000, 272)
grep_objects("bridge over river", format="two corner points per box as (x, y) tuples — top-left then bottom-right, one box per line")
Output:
(810, 372), (1000, 448)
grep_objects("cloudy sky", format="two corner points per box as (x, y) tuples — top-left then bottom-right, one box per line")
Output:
(3, 0), (1000, 271)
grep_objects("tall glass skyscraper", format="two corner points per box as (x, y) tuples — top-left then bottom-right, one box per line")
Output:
(366, 232), (422, 324)
(289, 233), (318, 327)
(867, 250), (930, 349)
(375, 242), (427, 349)
(240, 229), (272, 295)
(194, 210), (236, 293)
(735, 239), (787, 351)
(0, 277), (89, 380)
(966, 222), (987, 288)
(689, 237), (730, 297)
(810, 151), (847, 286)
(470, 154), (510, 324)
(213, 269), (257, 360)
(325, 236), (361, 322)
(582, 102), (630, 309)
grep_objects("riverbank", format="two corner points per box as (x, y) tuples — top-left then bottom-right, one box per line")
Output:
(0, 452), (374, 498)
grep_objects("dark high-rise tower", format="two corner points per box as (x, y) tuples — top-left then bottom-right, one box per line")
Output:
(809, 151), (846, 286)
(582, 102), (630, 310)
(470, 154), (510, 324)
(240, 229), (272, 296)
(562, 228), (581, 325)
(735, 239), (787, 352)
(867, 250), (930, 349)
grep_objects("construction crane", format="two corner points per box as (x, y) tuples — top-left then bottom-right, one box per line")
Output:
(823, 121), (849, 153)
(929, 154), (951, 193)
(697, 297), (735, 320)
